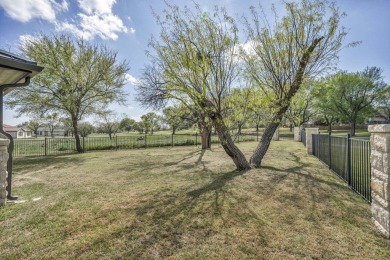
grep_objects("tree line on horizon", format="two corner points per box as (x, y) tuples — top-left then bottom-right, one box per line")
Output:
(5, 0), (390, 170)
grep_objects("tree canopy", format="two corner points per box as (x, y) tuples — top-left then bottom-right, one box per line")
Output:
(6, 34), (129, 152)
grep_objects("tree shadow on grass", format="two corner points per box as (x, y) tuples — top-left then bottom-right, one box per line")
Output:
(82, 166), (265, 259)
(13, 156), (87, 175)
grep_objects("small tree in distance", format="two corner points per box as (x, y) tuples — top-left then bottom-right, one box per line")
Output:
(27, 119), (42, 137)
(78, 122), (95, 137)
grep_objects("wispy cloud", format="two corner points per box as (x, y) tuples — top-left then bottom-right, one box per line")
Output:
(56, 0), (134, 41)
(0, 0), (68, 23)
(125, 73), (139, 85)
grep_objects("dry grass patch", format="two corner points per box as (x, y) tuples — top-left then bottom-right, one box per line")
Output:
(0, 140), (389, 259)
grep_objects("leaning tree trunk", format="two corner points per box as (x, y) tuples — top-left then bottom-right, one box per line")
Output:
(249, 122), (280, 167)
(72, 117), (83, 153)
(213, 113), (252, 170)
(249, 37), (324, 168)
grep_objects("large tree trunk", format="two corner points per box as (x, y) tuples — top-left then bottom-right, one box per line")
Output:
(213, 114), (252, 170)
(249, 122), (279, 167)
(72, 117), (82, 153)
(350, 122), (356, 136)
(198, 114), (212, 149)
(200, 127), (211, 149)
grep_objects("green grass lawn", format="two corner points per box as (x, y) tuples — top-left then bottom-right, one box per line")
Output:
(1, 140), (389, 259)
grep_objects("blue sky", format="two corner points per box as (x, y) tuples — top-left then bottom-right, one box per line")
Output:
(1, 0), (389, 125)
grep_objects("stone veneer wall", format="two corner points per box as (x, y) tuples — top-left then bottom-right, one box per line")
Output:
(369, 124), (390, 238)
(0, 139), (9, 206)
(305, 128), (319, 155)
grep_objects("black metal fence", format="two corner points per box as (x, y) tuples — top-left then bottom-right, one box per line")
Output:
(13, 133), (257, 158)
(300, 129), (306, 146)
(311, 133), (371, 202)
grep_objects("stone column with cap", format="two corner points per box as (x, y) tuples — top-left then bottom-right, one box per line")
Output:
(294, 126), (302, 141)
(305, 128), (319, 155)
(369, 124), (390, 238)
(0, 139), (9, 206)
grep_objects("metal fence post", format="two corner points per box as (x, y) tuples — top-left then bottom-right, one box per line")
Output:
(115, 135), (118, 150)
(171, 134), (174, 147)
(144, 133), (147, 148)
(347, 133), (351, 186)
(83, 136), (85, 153)
(195, 133), (198, 147)
(328, 131), (331, 169)
(44, 137), (47, 156)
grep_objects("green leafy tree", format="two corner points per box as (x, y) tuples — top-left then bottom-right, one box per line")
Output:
(312, 80), (340, 132)
(96, 110), (121, 139)
(43, 112), (60, 137)
(26, 119), (42, 137)
(141, 112), (161, 134)
(136, 2), (245, 165)
(224, 87), (253, 135)
(323, 67), (388, 136)
(285, 82), (315, 129)
(78, 122), (95, 137)
(373, 87), (390, 122)
(119, 117), (137, 133)
(6, 34), (129, 152)
(242, 0), (352, 167)
(163, 106), (182, 134)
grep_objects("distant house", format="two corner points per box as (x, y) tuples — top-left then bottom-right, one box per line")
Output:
(34, 126), (65, 137)
(3, 124), (32, 139)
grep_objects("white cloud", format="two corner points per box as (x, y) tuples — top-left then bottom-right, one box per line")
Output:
(56, 0), (132, 41)
(78, 0), (115, 15)
(125, 73), (139, 85)
(0, 0), (68, 22)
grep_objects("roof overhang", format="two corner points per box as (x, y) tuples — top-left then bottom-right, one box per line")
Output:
(0, 49), (44, 94)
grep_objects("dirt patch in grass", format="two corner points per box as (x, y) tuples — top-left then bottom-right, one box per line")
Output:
(1, 140), (389, 259)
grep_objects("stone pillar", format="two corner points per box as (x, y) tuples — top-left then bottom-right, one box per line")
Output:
(294, 126), (302, 141)
(272, 128), (279, 141)
(305, 128), (319, 155)
(368, 124), (390, 238)
(0, 139), (9, 206)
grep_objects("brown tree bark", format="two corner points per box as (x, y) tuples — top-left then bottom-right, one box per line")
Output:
(350, 122), (356, 136)
(249, 37), (324, 168)
(198, 115), (211, 149)
(213, 113), (252, 170)
(72, 117), (83, 153)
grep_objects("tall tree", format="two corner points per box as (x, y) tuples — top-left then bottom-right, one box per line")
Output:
(26, 119), (42, 137)
(312, 80), (340, 132)
(43, 112), (60, 137)
(6, 34), (129, 152)
(136, 3), (249, 168)
(324, 67), (388, 136)
(96, 110), (121, 140)
(78, 122), (95, 137)
(243, 0), (352, 167)
(119, 117), (137, 133)
(225, 87), (253, 135)
(140, 112), (161, 134)
(285, 82), (315, 129)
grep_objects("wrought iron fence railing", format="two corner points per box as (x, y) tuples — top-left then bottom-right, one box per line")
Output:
(311, 133), (371, 202)
(13, 133), (258, 158)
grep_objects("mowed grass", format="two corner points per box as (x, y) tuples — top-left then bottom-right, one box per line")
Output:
(1, 140), (389, 259)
